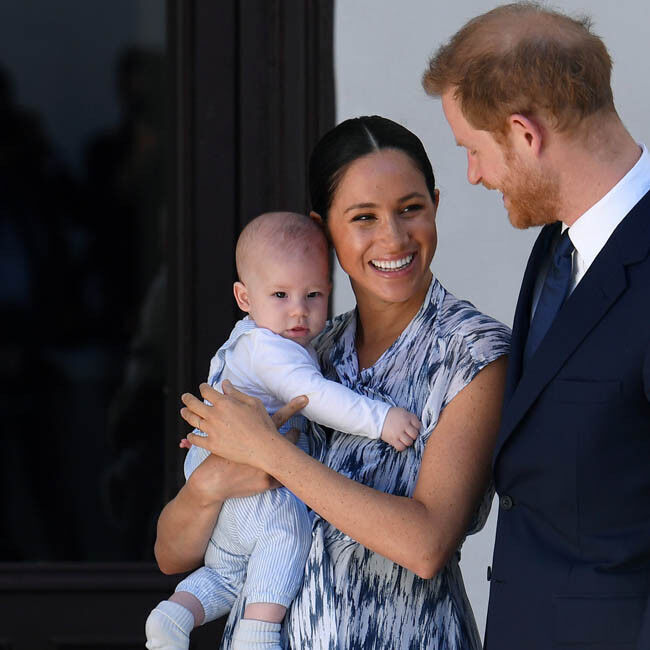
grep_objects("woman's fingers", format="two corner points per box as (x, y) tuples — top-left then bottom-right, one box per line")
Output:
(271, 395), (309, 428)
(220, 379), (259, 405)
(180, 406), (203, 431)
(181, 391), (214, 417)
(179, 381), (283, 467)
(185, 429), (210, 450)
(180, 385), (232, 436)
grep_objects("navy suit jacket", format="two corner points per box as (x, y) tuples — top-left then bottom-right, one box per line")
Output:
(485, 191), (650, 649)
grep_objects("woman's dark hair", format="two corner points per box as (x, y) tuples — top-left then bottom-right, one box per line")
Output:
(309, 116), (436, 221)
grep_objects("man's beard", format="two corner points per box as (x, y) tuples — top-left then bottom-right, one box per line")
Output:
(498, 150), (561, 230)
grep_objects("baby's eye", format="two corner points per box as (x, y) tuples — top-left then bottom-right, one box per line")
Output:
(307, 291), (322, 298)
(273, 291), (287, 298)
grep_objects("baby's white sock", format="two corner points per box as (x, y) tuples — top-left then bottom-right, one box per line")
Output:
(232, 618), (282, 650)
(145, 600), (195, 650)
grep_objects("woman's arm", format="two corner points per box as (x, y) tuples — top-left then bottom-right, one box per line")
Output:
(182, 357), (507, 579)
(154, 397), (307, 575)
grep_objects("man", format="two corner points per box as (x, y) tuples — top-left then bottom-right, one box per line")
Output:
(423, 3), (650, 649)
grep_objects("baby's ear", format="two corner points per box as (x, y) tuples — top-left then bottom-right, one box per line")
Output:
(233, 281), (251, 312)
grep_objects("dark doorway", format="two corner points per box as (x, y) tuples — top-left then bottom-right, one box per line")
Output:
(0, 0), (333, 646)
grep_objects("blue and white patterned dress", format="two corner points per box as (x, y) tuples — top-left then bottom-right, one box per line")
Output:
(284, 277), (510, 650)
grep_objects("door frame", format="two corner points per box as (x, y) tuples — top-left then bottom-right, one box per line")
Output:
(0, 1), (333, 647)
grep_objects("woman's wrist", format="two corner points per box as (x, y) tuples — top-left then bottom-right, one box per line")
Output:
(260, 430), (299, 480)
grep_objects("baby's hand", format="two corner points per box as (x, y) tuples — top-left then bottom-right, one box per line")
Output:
(381, 407), (421, 451)
(179, 437), (191, 449)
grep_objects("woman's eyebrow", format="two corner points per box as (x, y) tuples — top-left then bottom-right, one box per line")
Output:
(398, 192), (426, 202)
(344, 202), (377, 213)
(343, 193), (426, 214)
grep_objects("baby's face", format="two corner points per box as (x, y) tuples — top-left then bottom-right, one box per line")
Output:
(239, 248), (330, 347)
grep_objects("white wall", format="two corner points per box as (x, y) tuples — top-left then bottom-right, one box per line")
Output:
(333, 0), (650, 638)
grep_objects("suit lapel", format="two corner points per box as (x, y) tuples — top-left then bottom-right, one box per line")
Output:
(503, 223), (560, 404)
(494, 192), (650, 464)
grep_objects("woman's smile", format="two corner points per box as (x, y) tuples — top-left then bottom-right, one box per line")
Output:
(369, 252), (416, 272)
(327, 148), (438, 308)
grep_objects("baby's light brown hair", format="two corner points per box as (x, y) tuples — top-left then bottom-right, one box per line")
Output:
(235, 212), (328, 283)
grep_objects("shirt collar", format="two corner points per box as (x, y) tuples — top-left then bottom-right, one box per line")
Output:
(566, 144), (650, 267)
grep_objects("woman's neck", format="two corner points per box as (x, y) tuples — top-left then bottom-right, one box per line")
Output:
(353, 273), (431, 370)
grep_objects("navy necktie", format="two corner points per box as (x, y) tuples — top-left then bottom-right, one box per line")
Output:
(524, 230), (575, 365)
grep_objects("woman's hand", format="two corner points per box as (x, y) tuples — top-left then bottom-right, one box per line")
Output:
(183, 387), (306, 501)
(180, 381), (308, 471)
(154, 388), (306, 574)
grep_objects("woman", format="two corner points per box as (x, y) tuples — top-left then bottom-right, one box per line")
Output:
(157, 116), (510, 649)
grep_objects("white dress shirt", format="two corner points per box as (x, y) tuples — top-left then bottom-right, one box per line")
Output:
(532, 143), (650, 317)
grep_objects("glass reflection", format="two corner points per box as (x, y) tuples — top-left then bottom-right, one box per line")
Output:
(0, 1), (167, 561)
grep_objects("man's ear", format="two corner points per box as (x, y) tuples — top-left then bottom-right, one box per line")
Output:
(508, 113), (544, 157)
(233, 281), (251, 313)
(309, 210), (323, 225)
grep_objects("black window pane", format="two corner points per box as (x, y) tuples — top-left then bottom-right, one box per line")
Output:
(0, 0), (168, 561)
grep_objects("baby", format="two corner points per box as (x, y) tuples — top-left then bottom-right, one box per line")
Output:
(145, 212), (421, 650)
